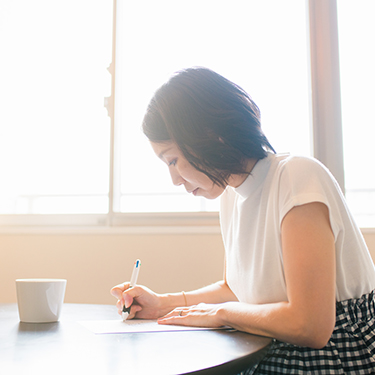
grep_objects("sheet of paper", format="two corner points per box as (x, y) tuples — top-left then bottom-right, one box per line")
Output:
(79, 319), (230, 334)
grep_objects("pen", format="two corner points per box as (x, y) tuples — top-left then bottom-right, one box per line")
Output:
(122, 259), (141, 321)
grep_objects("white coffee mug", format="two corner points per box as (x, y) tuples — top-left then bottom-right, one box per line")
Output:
(16, 279), (67, 323)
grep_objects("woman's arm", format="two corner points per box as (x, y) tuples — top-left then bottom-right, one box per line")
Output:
(177, 279), (239, 305)
(110, 276), (238, 320)
(159, 202), (336, 349)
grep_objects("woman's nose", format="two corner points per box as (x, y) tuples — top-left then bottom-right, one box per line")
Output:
(170, 168), (184, 186)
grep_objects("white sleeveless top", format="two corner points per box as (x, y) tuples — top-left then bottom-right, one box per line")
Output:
(220, 153), (375, 304)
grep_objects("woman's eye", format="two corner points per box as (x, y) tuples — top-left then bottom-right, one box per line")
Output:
(168, 159), (177, 167)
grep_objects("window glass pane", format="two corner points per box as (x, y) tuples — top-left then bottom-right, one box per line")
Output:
(115, 0), (311, 213)
(337, 0), (375, 227)
(0, 0), (112, 214)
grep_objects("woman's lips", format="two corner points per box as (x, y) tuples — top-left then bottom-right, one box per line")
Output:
(187, 188), (199, 196)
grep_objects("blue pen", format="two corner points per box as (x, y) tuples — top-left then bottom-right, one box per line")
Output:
(122, 259), (141, 321)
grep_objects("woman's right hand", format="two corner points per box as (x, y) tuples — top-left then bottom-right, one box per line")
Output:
(110, 283), (168, 320)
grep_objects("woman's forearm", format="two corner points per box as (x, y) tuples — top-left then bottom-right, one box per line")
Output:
(218, 300), (335, 349)
(160, 280), (238, 312)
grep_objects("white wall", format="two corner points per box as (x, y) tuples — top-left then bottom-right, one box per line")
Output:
(1, 229), (375, 305)
(0, 230), (225, 305)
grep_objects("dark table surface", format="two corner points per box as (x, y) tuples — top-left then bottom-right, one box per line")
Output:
(0, 303), (271, 375)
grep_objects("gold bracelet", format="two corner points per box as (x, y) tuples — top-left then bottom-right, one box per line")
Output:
(181, 291), (188, 306)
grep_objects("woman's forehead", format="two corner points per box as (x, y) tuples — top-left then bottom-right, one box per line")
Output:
(150, 141), (179, 159)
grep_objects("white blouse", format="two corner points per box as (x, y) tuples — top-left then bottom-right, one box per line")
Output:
(220, 153), (375, 304)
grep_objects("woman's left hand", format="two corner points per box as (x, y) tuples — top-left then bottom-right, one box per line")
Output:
(157, 302), (227, 328)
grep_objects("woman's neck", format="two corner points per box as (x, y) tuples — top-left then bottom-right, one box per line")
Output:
(227, 158), (258, 188)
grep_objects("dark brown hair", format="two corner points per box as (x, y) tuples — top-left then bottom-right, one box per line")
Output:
(142, 67), (275, 187)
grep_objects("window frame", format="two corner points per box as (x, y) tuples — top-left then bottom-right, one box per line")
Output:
(2, 0), (370, 233)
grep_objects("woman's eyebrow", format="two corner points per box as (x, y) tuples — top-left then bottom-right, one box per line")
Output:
(158, 147), (173, 160)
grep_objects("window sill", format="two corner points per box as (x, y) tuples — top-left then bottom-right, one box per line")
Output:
(0, 212), (221, 234)
(358, 227), (375, 235)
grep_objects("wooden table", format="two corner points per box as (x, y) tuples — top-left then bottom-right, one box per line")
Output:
(0, 303), (271, 375)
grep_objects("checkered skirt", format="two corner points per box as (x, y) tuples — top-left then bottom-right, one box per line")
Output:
(239, 290), (375, 374)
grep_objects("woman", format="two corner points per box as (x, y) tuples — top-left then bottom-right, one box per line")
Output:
(111, 67), (375, 374)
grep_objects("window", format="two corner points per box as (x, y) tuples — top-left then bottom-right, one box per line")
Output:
(115, 0), (310, 213)
(0, 0), (112, 216)
(1, 0), (373, 229)
(337, 0), (375, 227)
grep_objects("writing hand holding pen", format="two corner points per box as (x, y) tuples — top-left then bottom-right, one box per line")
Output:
(110, 259), (190, 320)
(121, 259), (141, 320)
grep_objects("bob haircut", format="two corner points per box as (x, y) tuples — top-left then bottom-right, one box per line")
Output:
(142, 67), (275, 187)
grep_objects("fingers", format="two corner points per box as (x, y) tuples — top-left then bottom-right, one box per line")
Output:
(126, 304), (143, 320)
(123, 292), (134, 309)
(111, 284), (161, 320)
(157, 304), (222, 328)
(117, 304), (143, 318)
(110, 282), (131, 299)
(166, 307), (189, 318)
(164, 304), (204, 318)
(111, 282), (134, 307)
(157, 307), (191, 325)
(112, 284), (143, 317)
(111, 282), (132, 317)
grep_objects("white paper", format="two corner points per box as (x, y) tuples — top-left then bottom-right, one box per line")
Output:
(79, 319), (230, 334)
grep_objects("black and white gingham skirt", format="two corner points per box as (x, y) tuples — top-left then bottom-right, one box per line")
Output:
(239, 290), (375, 374)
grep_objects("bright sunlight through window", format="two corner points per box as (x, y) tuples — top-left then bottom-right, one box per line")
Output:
(0, 0), (112, 214)
(115, 0), (310, 213)
(338, 0), (375, 227)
